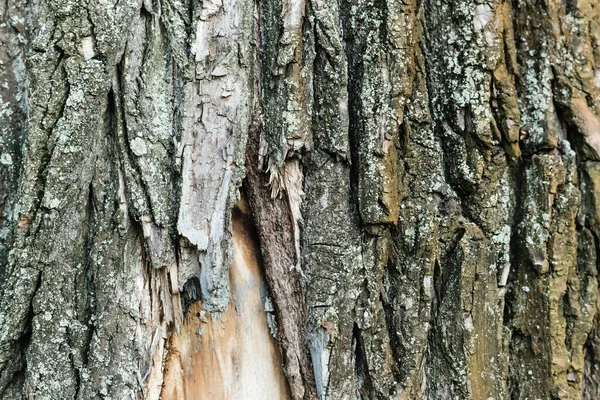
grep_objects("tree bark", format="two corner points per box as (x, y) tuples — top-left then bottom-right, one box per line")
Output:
(2, 0), (600, 399)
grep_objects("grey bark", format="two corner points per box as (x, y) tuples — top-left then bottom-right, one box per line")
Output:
(1, 0), (600, 399)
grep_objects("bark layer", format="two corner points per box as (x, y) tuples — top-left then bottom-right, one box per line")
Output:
(1, 0), (600, 399)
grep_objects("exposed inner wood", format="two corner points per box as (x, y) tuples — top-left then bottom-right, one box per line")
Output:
(160, 205), (291, 399)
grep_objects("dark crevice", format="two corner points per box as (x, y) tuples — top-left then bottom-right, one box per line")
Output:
(69, 326), (81, 400)
(583, 321), (599, 397)
(352, 323), (374, 398)
(68, 181), (98, 400)
(432, 258), (442, 316)
(438, 227), (465, 302)
(380, 276), (402, 383)
(81, 182), (96, 372)
(0, 269), (43, 398)
(503, 158), (526, 327)
(181, 277), (201, 314)
(562, 292), (573, 350)
(340, 0), (364, 220)
(562, 0), (578, 16)
(552, 80), (585, 161)
(503, 156), (526, 399)
(185, 0), (195, 42)
(373, 0), (388, 45)
(507, 330), (525, 400)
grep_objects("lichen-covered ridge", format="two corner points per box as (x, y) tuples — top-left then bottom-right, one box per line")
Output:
(1, 0), (600, 399)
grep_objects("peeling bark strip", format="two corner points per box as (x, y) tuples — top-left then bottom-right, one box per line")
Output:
(3, 0), (600, 399)
(177, 0), (254, 313)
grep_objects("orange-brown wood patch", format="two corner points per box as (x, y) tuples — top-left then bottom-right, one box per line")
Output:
(160, 207), (291, 399)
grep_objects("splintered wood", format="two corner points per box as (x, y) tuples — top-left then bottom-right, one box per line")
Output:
(160, 208), (290, 399)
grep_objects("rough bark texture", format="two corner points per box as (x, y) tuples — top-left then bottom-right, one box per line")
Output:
(2, 0), (600, 399)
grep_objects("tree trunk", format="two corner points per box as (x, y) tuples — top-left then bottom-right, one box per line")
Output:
(2, 0), (600, 399)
